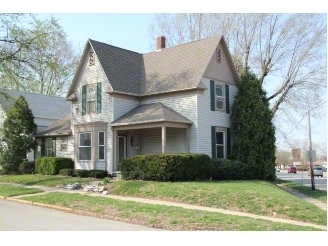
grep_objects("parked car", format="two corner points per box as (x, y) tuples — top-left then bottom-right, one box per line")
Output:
(308, 167), (324, 177)
(323, 165), (327, 172)
(287, 166), (297, 174)
(275, 167), (280, 172)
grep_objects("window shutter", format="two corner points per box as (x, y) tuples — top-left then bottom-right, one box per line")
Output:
(225, 84), (230, 114)
(211, 126), (216, 158)
(41, 139), (45, 157)
(97, 82), (102, 113)
(210, 80), (215, 111)
(82, 85), (86, 115)
(227, 128), (231, 158)
(52, 138), (56, 157)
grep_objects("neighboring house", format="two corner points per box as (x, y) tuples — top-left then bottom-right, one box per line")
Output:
(38, 35), (240, 174)
(0, 88), (71, 161)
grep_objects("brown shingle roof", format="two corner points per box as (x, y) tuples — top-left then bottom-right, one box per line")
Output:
(110, 102), (193, 126)
(36, 114), (71, 137)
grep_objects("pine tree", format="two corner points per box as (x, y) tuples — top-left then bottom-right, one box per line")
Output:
(0, 96), (37, 174)
(230, 69), (276, 181)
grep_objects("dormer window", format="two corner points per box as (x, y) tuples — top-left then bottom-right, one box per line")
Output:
(216, 48), (221, 63)
(89, 51), (95, 65)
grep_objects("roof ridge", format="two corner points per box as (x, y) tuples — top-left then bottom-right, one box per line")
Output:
(0, 88), (66, 99)
(89, 39), (142, 55)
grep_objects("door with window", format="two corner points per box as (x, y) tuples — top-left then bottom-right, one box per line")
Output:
(118, 136), (126, 171)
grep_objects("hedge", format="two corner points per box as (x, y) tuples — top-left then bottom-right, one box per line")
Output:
(58, 168), (108, 179)
(120, 153), (213, 181)
(35, 157), (74, 175)
(19, 161), (35, 174)
(211, 158), (252, 180)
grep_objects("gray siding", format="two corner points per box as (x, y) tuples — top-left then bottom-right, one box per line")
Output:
(141, 92), (197, 153)
(140, 128), (161, 154)
(204, 42), (236, 85)
(197, 78), (238, 156)
(166, 128), (186, 153)
(113, 97), (139, 121)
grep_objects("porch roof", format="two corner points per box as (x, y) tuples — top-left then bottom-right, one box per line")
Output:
(110, 102), (193, 126)
(36, 113), (71, 137)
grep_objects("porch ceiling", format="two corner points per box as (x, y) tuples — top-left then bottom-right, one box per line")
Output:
(110, 102), (193, 127)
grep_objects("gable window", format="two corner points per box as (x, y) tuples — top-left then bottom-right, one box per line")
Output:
(98, 131), (105, 161)
(89, 51), (95, 65)
(216, 48), (221, 63)
(79, 132), (91, 160)
(215, 84), (224, 110)
(87, 84), (96, 114)
(60, 137), (68, 151)
(82, 82), (102, 115)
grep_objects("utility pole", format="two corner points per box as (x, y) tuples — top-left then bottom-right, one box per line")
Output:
(308, 110), (315, 190)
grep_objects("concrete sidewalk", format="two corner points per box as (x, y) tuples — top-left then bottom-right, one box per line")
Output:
(0, 182), (326, 230)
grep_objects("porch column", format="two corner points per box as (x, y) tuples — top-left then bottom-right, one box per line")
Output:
(113, 129), (118, 172)
(162, 125), (166, 153)
(185, 128), (189, 153)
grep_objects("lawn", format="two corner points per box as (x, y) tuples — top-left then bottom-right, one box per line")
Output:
(0, 175), (326, 226)
(0, 184), (43, 197)
(20, 192), (323, 231)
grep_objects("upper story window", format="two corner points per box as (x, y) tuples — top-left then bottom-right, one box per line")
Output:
(89, 51), (95, 65)
(215, 84), (224, 110)
(216, 48), (221, 63)
(86, 84), (96, 114)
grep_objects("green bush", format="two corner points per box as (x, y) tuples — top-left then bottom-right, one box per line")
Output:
(73, 169), (90, 178)
(58, 168), (74, 176)
(211, 158), (252, 180)
(19, 161), (35, 174)
(120, 153), (213, 181)
(88, 170), (108, 179)
(35, 157), (74, 175)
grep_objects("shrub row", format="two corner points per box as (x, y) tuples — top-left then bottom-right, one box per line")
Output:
(19, 161), (35, 174)
(35, 157), (74, 175)
(58, 168), (108, 178)
(120, 154), (256, 182)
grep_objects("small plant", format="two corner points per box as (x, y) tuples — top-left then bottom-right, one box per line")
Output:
(98, 177), (110, 186)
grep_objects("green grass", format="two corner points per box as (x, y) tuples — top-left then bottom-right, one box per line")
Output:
(107, 180), (327, 225)
(0, 174), (96, 187)
(0, 184), (43, 197)
(20, 192), (323, 231)
(276, 179), (327, 203)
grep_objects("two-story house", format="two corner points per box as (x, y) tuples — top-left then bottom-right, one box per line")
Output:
(36, 35), (239, 175)
(0, 88), (71, 160)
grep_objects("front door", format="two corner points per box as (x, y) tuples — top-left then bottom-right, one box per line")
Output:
(118, 136), (126, 171)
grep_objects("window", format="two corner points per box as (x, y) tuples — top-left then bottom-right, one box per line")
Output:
(216, 48), (221, 63)
(86, 84), (96, 114)
(215, 84), (224, 110)
(60, 137), (68, 151)
(98, 131), (105, 161)
(215, 131), (225, 158)
(79, 132), (91, 160)
(46, 138), (53, 157)
(89, 51), (95, 65)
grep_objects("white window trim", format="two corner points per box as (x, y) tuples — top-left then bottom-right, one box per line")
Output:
(98, 131), (105, 161)
(215, 128), (227, 159)
(46, 138), (52, 157)
(60, 137), (68, 151)
(86, 84), (96, 114)
(215, 83), (225, 111)
(78, 132), (92, 161)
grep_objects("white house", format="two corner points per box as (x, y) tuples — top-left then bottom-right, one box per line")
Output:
(35, 35), (240, 174)
(0, 89), (71, 160)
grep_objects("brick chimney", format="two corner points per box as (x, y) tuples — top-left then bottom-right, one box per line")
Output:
(157, 36), (166, 50)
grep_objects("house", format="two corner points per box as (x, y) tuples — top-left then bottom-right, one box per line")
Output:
(35, 35), (240, 174)
(0, 88), (71, 160)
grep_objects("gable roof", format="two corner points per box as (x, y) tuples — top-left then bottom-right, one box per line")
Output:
(0, 88), (71, 120)
(36, 113), (71, 137)
(66, 35), (239, 99)
(111, 102), (193, 126)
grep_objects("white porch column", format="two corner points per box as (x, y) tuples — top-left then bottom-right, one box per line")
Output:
(185, 128), (189, 153)
(113, 129), (118, 172)
(162, 125), (166, 153)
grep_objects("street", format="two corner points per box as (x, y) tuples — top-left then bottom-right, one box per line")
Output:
(276, 169), (327, 191)
(0, 199), (161, 231)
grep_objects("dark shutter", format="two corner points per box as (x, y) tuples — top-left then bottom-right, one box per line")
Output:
(82, 85), (86, 115)
(210, 80), (215, 111)
(227, 128), (231, 158)
(41, 139), (45, 157)
(96, 82), (102, 113)
(225, 84), (230, 114)
(211, 126), (216, 158)
(52, 138), (56, 157)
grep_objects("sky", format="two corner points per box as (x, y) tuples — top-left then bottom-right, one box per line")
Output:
(2, 1), (327, 153)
